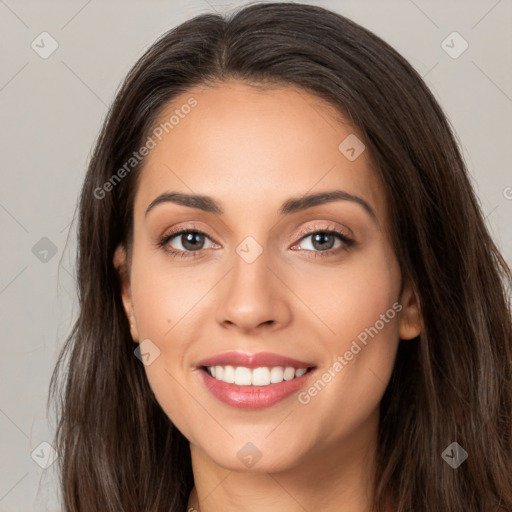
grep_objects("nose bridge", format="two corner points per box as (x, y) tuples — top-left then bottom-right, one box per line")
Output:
(232, 237), (270, 293)
(215, 235), (290, 331)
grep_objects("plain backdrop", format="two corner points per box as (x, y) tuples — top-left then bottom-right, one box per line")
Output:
(0, 0), (511, 510)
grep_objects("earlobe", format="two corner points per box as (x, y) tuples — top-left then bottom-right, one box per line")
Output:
(398, 279), (422, 340)
(113, 244), (139, 342)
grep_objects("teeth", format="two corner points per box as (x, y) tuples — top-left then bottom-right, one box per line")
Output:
(235, 366), (252, 385)
(252, 367), (270, 386)
(295, 367), (307, 377)
(206, 365), (310, 386)
(223, 365), (235, 383)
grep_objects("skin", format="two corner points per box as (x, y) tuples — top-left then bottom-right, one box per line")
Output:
(114, 80), (422, 512)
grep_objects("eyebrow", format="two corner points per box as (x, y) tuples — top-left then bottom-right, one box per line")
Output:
(144, 190), (377, 222)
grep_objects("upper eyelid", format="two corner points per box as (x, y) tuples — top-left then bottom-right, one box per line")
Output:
(294, 223), (352, 238)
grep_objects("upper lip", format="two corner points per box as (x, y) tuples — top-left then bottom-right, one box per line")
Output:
(196, 351), (316, 369)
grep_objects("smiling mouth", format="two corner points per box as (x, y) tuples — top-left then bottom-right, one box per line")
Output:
(202, 365), (315, 386)
(198, 363), (317, 409)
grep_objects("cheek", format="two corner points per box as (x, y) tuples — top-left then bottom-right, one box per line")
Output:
(295, 243), (400, 350)
(130, 254), (202, 340)
(293, 244), (401, 415)
(128, 268), (198, 441)
(298, 245), (401, 426)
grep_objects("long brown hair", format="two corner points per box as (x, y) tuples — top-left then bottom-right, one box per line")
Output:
(48, 2), (512, 511)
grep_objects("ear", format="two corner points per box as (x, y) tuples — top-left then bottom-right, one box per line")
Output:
(113, 244), (139, 343)
(398, 277), (422, 340)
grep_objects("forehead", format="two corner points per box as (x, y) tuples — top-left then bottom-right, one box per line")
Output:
(134, 80), (386, 224)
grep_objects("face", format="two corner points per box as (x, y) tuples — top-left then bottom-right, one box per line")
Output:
(114, 80), (421, 474)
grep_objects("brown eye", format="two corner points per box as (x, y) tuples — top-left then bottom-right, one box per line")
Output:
(172, 231), (207, 251)
(157, 228), (219, 258)
(303, 232), (338, 251)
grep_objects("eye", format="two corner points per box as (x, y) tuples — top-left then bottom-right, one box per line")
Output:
(157, 227), (219, 258)
(291, 225), (355, 258)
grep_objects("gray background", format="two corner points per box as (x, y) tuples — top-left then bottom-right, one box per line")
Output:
(1, 0), (511, 510)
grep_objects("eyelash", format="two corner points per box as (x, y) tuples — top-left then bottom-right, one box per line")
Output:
(157, 224), (355, 260)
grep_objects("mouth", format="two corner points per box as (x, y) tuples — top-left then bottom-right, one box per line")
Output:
(195, 352), (317, 409)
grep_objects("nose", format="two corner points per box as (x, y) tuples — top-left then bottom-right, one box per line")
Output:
(215, 248), (292, 334)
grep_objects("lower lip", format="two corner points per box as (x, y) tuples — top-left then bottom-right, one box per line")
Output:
(199, 368), (315, 409)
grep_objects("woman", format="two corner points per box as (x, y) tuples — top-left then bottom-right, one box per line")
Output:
(49, 2), (512, 511)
